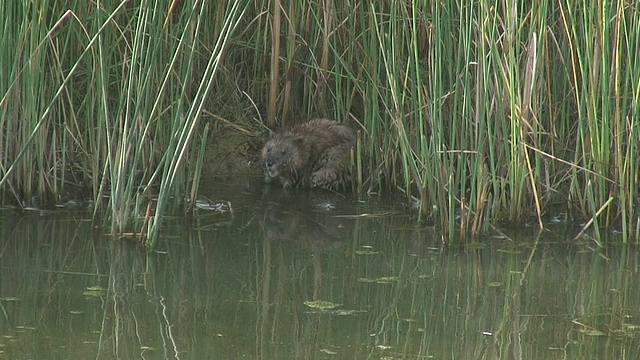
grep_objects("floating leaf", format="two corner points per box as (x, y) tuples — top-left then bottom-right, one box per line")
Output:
(577, 328), (605, 336)
(16, 326), (37, 330)
(304, 300), (341, 310)
(0, 297), (22, 302)
(83, 286), (106, 297)
(497, 249), (523, 254)
(355, 250), (381, 255)
(333, 309), (367, 315)
(359, 276), (398, 284)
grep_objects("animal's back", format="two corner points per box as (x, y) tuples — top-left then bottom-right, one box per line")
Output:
(262, 118), (355, 190)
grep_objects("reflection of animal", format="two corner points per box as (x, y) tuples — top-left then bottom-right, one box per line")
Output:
(262, 118), (355, 191)
(261, 206), (347, 253)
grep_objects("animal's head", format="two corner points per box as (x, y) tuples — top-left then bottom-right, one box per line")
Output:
(262, 136), (301, 179)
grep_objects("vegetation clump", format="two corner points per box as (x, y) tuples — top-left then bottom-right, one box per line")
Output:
(0, 1), (638, 244)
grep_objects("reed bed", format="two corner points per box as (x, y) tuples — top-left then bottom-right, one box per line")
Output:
(0, 1), (638, 245)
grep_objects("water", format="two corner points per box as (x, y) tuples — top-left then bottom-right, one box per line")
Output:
(1, 177), (639, 359)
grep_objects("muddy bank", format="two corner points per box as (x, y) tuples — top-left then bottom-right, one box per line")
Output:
(202, 124), (265, 177)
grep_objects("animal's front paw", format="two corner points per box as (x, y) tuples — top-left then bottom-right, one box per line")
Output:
(309, 174), (322, 188)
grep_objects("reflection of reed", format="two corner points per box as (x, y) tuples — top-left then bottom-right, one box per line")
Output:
(100, 241), (145, 359)
(261, 204), (349, 309)
(100, 240), (197, 359)
(256, 194), (354, 359)
(4, 200), (636, 358)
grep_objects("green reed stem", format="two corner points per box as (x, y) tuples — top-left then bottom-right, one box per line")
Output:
(2, 1), (639, 244)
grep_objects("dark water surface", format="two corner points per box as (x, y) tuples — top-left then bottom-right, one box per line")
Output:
(1, 177), (639, 359)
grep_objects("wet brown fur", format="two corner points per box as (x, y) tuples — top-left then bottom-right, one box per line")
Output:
(262, 118), (355, 191)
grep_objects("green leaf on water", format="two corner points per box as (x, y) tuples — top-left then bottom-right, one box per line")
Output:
(0, 297), (22, 301)
(577, 328), (605, 336)
(355, 250), (381, 255)
(304, 300), (341, 310)
(358, 276), (399, 284)
(333, 309), (367, 315)
(83, 286), (106, 297)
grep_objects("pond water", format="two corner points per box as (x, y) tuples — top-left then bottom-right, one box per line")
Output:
(1, 177), (639, 359)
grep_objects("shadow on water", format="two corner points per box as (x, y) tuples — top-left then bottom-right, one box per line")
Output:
(1, 177), (639, 359)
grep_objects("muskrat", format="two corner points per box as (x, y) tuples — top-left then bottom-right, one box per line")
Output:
(262, 118), (355, 191)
